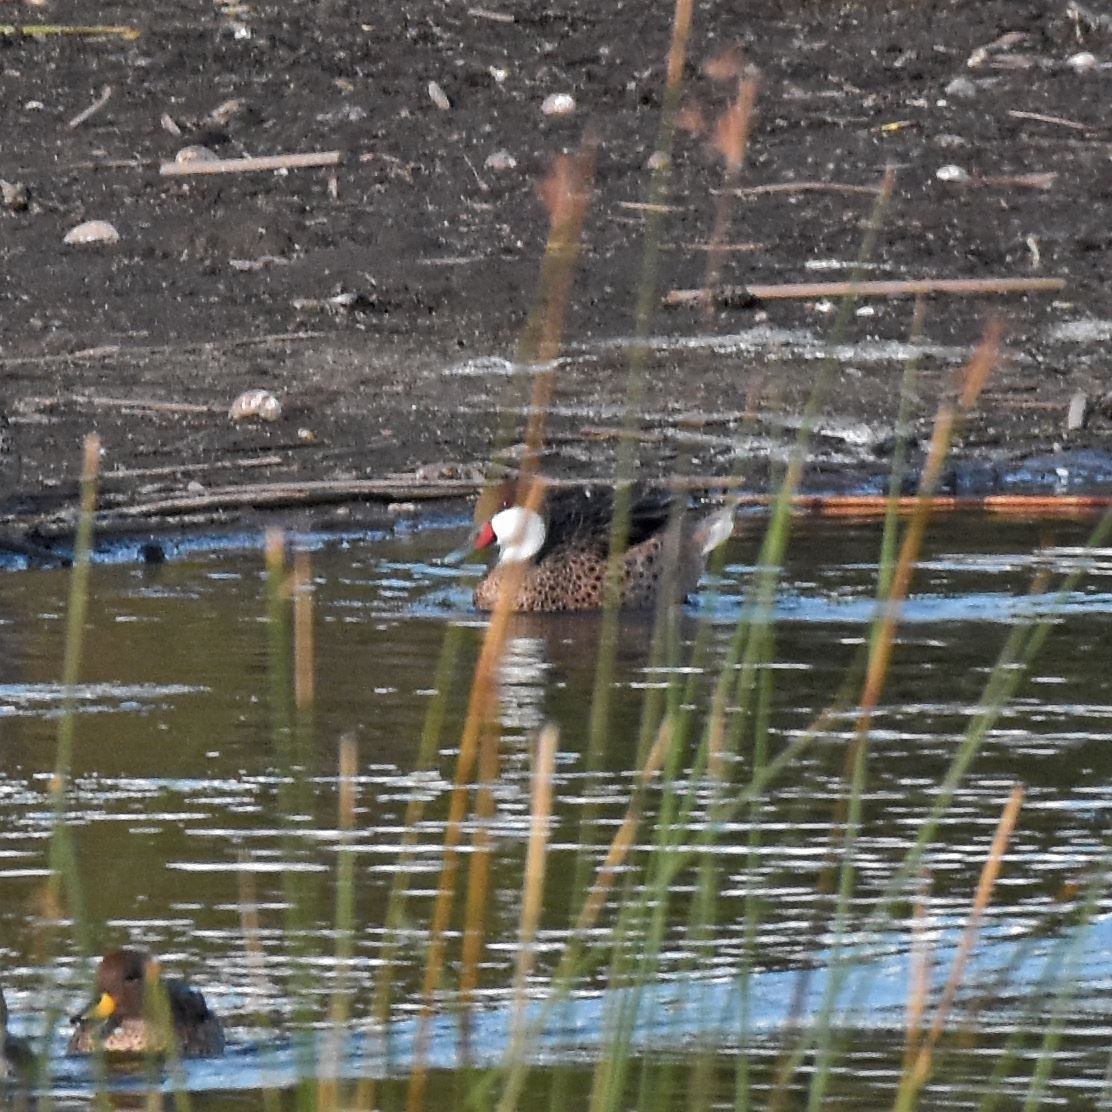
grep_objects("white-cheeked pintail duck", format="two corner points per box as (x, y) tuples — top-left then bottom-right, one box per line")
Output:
(472, 487), (734, 612)
(67, 948), (226, 1059)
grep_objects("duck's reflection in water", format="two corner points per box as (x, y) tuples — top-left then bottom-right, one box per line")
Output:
(496, 634), (550, 736)
(494, 612), (669, 740)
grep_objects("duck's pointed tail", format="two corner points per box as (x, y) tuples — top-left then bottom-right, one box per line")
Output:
(694, 508), (735, 556)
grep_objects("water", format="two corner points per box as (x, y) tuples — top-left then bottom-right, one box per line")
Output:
(1, 514), (1110, 1108)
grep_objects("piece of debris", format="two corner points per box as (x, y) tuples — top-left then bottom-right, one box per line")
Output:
(944, 76), (977, 99)
(63, 219), (120, 245)
(0, 180), (30, 212)
(208, 97), (247, 125)
(1066, 392), (1089, 432)
(428, 81), (452, 110)
(229, 389), (282, 422)
(541, 92), (576, 118)
(292, 288), (376, 314)
(484, 149), (517, 173)
(296, 427), (316, 443)
(67, 84), (113, 129)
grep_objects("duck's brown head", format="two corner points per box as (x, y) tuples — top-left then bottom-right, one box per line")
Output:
(73, 948), (159, 1024)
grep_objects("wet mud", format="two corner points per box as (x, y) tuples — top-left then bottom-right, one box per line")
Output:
(2, 0), (1112, 546)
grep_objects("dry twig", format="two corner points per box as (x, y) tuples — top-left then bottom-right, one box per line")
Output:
(663, 275), (1065, 305)
(160, 151), (342, 177)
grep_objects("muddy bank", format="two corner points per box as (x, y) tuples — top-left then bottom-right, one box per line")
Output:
(2, 0), (1111, 544)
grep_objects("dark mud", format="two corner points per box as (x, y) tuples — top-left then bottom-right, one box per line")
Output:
(2, 0), (1112, 544)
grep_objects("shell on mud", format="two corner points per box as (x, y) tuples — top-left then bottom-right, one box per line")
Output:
(229, 389), (282, 423)
(175, 145), (219, 164)
(484, 149), (517, 173)
(427, 81), (452, 110)
(1066, 51), (1098, 73)
(935, 164), (971, 183)
(540, 92), (576, 118)
(63, 219), (120, 246)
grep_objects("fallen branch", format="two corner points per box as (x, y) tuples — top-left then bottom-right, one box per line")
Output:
(975, 172), (1058, 191)
(468, 6), (514, 21)
(25, 394), (218, 415)
(728, 181), (882, 197)
(105, 455), (284, 480)
(104, 478), (483, 518)
(615, 201), (684, 213)
(0, 331), (324, 367)
(663, 275), (1066, 306)
(0, 24), (139, 39)
(160, 151), (342, 177)
(1007, 109), (1090, 132)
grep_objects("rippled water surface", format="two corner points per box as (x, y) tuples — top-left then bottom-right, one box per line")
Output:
(1, 515), (1110, 1108)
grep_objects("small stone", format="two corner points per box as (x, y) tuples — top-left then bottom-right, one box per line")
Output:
(1066, 51), (1098, 73)
(944, 76), (977, 99)
(387, 501), (418, 515)
(229, 389), (282, 422)
(484, 149), (517, 173)
(428, 81), (452, 110)
(0, 180), (30, 212)
(186, 480), (206, 494)
(646, 150), (669, 171)
(540, 92), (576, 118)
(175, 145), (219, 164)
(489, 65), (508, 84)
(63, 219), (120, 245)
(935, 163), (970, 183)
(296, 427), (316, 443)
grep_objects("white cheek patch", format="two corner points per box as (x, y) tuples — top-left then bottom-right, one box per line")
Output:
(492, 507), (546, 563)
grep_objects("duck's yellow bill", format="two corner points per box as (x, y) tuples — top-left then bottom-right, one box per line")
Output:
(89, 992), (116, 1020)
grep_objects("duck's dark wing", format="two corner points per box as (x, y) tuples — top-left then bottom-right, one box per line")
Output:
(166, 979), (225, 1057)
(539, 486), (674, 561)
(165, 979), (216, 1026)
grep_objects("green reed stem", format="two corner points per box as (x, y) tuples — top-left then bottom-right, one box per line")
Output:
(37, 436), (102, 1105)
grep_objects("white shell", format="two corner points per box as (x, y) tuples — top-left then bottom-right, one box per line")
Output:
(63, 220), (120, 245)
(175, 145), (218, 164)
(484, 149), (517, 173)
(935, 164), (970, 183)
(1066, 51), (1098, 73)
(428, 81), (451, 110)
(541, 93), (576, 118)
(229, 389), (282, 422)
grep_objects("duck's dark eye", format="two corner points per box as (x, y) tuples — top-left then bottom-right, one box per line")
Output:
(125, 971), (142, 983)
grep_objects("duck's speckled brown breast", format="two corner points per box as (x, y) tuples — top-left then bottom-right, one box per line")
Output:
(67, 1013), (226, 1058)
(474, 533), (704, 612)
